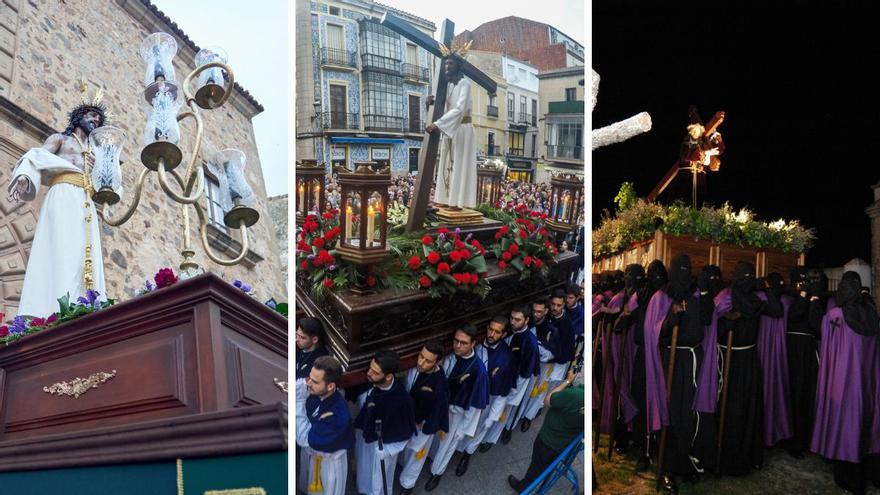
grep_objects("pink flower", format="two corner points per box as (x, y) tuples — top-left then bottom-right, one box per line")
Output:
(154, 268), (178, 288)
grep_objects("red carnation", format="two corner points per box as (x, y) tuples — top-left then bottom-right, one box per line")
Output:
(454, 239), (465, 249)
(459, 249), (471, 260)
(494, 232), (502, 240)
(470, 273), (479, 284)
(552, 248), (558, 256)
(470, 239), (482, 248)
(449, 250), (462, 263)
(518, 229), (528, 239)
(408, 255), (421, 270)
(539, 228), (548, 237)
(437, 262), (451, 275)
(323, 278), (334, 289)
(419, 275), (432, 288)
(438, 228), (449, 235)
(422, 235), (433, 246)
(312, 237), (325, 248)
(534, 259), (543, 268)
(498, 261), (507, 270)
(300, 260), (309, 270)
(427, 251), (441, 264)
(524, 256), (533, 266)
(499, 226), (509, 234)
(46, 314), (58, 324)
(452, 273), (463, 285)
(322, 212), (333, 220)
(30, 317), (46, 327)
(154, 268), (178, 288)
(509, 243), (520, 255)
(501, 251), (512, 261)
(366, 276), (377, 287)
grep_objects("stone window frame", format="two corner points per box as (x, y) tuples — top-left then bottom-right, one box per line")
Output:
(201, 164), (264, 268)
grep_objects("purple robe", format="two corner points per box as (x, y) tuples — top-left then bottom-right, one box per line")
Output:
(599, 291), (625, 433)
(644, 290), (674, 432)
(615, 293), (640, 424)
(756, 293), (794, 446)
(693, 293), (721, 413)
(810, 308), (880, 462)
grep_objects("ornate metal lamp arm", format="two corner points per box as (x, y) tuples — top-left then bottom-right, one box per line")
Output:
(157, 161), (205, 204)
(175, 109), (204, 196)
(99, 168), (150, 226)
(182, 62), (235, 108)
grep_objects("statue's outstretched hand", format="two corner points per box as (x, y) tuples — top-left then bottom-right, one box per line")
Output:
(8, 177), (30, 203)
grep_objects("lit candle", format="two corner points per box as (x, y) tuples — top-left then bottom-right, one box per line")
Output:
(345, 205), (353, 240)
(561, 196), (570, 221)
(314, 184), (321, 213)
(367, 203), (375, 246)
(298, 183), (305, 214)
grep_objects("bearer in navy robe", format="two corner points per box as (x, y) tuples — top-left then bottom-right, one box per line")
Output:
(295, 356), (355, 495)
(519, 298), (563, 432)
(811, 272), (880, 495)
(501, 305), (541, 444)
(459, 315), (515, 471)
(565, 284), (586, 362)
(783, 267), (820, 458)
(425, 323), (490, 492)
(644, 255), (715, 492)
(296, 317), (330, 395)
(713, 262), (771, 476)
(354, 350), (417, 495)
(398, 340), (449, 495)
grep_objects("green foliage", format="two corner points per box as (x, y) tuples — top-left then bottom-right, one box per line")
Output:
(614, 182), (638, 211)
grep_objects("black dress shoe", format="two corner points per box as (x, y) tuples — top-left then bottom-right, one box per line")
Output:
(456, 453), (471, 476)
(425, 474), (442, 492)
(479, 442), (493, 453)
(501, 428), (513, 444)
(400, 488), (413, 495)
(508, 475), (523, 492)
(634, 455), (652, 472)
(660, 474), (679, 493)
(520, 418), (532, 432)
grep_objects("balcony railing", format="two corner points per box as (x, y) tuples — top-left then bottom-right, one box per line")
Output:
(547, 144), (583, 160)
(517, 113), (534, 125)
(484, 145), (499, 156)
(364, 114), (404, 132)
(320, 112), (360, 130)
(486, 105), (499, 118)
(402, 63), (430, 83)
(404, 118), (423, 133)
(320, 47), (357, 69)
(548, 100), (585, 114)
(361, 53), (401, 73)
(508, 147), (524, 156)
(507, 110), (515, 121)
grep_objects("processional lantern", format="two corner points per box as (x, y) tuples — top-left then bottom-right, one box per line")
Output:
(88, 125), (125, 206)
(295, 159), (326, 226)
(336, 162), (390, 265)
(476, 159), (503, 206)
(97, 32), (258, 279)
(547, 173), (583, 233)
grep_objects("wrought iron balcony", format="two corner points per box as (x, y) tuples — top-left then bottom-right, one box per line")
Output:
(361, 53), (401, 73)
(320, 111), (360, 130)
(364, 114), (404, 132)
(405, 118), (423, 133)
(320, 47), (357, 69)
(486, 105), (499, 118)
(547, 144), (583, 160)
(517, 113), (534, 126)
(548, 100), (585, 114)
(508, 147), (524, 156)
(485, 145), (499, 156)
(402, 63), (430, 83)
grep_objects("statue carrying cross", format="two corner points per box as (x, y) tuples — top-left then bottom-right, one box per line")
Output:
(380, 13), (498, 232)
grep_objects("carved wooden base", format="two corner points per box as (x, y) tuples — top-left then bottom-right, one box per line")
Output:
(436, 207), (484, 226)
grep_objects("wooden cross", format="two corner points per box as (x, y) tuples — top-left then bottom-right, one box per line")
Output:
(380, 13), (497, 232)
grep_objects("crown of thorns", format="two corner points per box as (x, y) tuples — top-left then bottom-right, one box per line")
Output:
(68, 78), (114, 124)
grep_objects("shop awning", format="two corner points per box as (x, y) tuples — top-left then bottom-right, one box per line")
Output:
(329, 137), (406, 144)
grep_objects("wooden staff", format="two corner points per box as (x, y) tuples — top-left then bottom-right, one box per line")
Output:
(607, 316), (630, 460)
(593, 318), (614, 454)
(715, 327), (735, 473)
(655, 324), (680, 491)
(592, 318), (604, 367)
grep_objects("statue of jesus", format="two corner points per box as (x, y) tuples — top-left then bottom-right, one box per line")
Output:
(6, 92), (114, 317)
(425, 56), (477, 210)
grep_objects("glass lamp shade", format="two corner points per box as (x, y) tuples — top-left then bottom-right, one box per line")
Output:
(143, 81), (182, 145)
(221, 148), (254, 207)
(139, 32), (178, 86)
(88, 125), (125, 194)
(204, 141), (232, 212)
(195, 47), (228, 89)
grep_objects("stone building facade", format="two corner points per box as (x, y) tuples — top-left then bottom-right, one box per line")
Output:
(465, 50), (508, 167)
(0, 0), (286, 317)
(536, 66), (584, 182)
(295, 0), (435, 175)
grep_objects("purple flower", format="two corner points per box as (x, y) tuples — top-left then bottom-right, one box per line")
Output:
(77, 289), (101, 309)
(11, 315), (27, 335)
(241, 283), (253, 293)
(454, 227), (461, 236)
(144, 280), (154, 292)
(438, 233), (446, 242)
(465, 233), (473, 241)
(307, 254), (316, 260)
(233, 280), (243, 289)
(327, 264), (337, 272)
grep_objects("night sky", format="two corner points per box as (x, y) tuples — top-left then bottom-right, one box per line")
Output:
(593, 1), (880, 267)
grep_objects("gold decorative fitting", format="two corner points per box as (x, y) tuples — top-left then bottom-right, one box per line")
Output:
(273, 378), (288, 394)
(43, 370), (117, 398)
(77, 77), (116, 122)
(438, 39), (473, 59)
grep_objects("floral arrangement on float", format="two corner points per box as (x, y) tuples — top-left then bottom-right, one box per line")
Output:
(490, 204), (558, 280)
(407, 227), (491, 299)
(1, 290), (114, 345)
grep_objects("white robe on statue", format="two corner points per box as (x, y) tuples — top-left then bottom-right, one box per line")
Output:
(8, 148), (111, 318)
(432, 77), (477, 209)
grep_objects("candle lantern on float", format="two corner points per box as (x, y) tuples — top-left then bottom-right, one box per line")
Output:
(476, 159), (503, 206)
(336, 162), (390, 290)
(194, 47), (229, 109)
(88, 125), (125, 206)
(546, 173), (583, 233)
(295, 159), (326, 226)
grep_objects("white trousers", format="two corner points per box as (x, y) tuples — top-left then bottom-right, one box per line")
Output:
(298, 447), (347, 495)
(355, 430), (407, 495)
(398, 429), (434, 489)
(462, 394), (508, 454)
